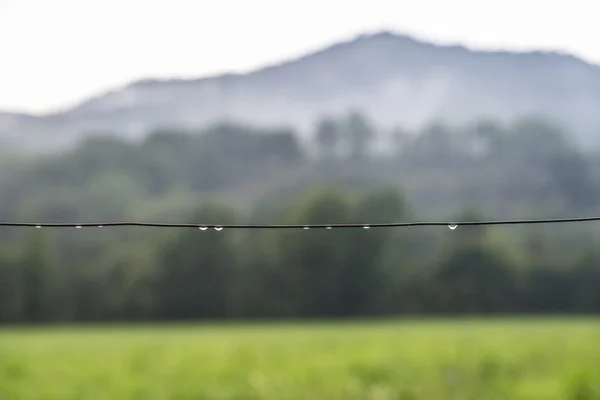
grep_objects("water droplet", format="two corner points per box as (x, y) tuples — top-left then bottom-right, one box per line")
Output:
(97, 225), (103, 228)
(35, 225), (42, 229)
(448, 224), (458, 230)
(214, 226), (223, 231)
(363, 225), (370, 229)
(199, 226), (208, 231)
(75, 225), (82, 229)
(326, 226), (332, 230)
(303, 226), (310, 230)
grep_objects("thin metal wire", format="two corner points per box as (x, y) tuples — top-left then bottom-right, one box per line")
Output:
(0, 216), (599, 229)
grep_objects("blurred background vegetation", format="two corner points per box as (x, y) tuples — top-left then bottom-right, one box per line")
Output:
(2, 112), (600, 323)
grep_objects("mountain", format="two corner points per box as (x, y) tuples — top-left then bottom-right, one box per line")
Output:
(4, 30), (600, 152)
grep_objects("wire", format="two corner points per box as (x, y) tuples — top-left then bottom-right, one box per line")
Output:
(0, 216), (599, 229)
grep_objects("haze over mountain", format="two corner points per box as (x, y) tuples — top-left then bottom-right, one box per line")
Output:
(3, 30), (600, 151)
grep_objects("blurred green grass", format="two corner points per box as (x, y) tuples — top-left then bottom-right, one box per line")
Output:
(2, 318), (600, 400)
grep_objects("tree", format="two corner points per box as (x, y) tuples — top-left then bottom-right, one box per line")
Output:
(156, 203), (239, 320)
(506, 116), (572, 168)
(570, 250), (600, 312)
(19, 231), (60, 322)
(0, 248), (23, 322)
(314, 117), (340, 161)
(430, 209), (519, 313)
(471, 118), (506, 160)
(273, 188), (355, 317)
(432, 242), (518, 314)
(338, 188), (408, 316)
(345, 110), (375, 160)
(408, 122), (464, 167)
(546, 150), (598, 210)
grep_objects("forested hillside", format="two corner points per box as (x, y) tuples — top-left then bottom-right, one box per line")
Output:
(1, 112), (600, 323)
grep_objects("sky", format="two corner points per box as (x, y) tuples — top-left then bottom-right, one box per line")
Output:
(0, 0), (598, 114)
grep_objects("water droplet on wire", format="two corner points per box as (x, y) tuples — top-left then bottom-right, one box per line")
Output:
(363, 225), (370, 229)
(35, 225), (41, 229)
(326, 226), (332, 230)
(199, 226), (208, 231)
(214, 226), (223, 231)
(303, 226), (310, 230)
(448, 224), (457, 230)
(76, 225), (82, 229)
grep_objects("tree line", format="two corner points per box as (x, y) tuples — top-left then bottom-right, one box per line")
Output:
(1, 112), (600, 323)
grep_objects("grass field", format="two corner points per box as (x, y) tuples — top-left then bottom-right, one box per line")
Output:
(2, 318), (600, 400)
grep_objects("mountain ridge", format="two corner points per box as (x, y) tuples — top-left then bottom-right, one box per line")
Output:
(3, 30), (600, 151)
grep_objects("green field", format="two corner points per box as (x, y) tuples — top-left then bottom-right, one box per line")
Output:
(2, 319), (600, 400)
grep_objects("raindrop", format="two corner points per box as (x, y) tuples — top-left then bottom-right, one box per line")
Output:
(214, 226), (223, 231)
(199, 226), (208, 231)
(303, 226), (310, 230)
(448, 224), (458, 230)
(98, 225), (103, 228)
(363, 225), (371, 229)
(326, 226), (332, 230)
(35, 225), (42, 229)
(76, 225), (82, 229)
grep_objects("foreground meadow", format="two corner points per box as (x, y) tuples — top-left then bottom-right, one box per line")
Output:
(1, 318), (600, 399)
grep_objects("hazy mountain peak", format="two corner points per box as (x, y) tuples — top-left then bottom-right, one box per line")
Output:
(4, 30), (600, 152)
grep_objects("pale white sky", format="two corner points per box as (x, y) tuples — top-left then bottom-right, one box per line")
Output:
(0, 0), (597, 114)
